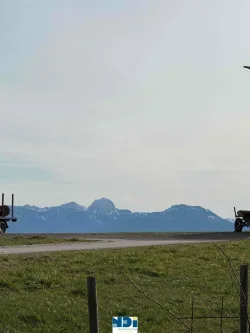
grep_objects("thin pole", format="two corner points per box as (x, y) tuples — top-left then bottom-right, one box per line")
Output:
(87, 276), (99, 333)
(240, 264), (248, 333)
(11, 194), (14, 218)
(220, 296), (224, 333)
(1, 193), (4, 217)
(190, 296), (194, 332)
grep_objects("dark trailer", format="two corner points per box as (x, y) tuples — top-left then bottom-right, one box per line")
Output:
(0, 193), (18, 233)
(234, 207), (250, 232)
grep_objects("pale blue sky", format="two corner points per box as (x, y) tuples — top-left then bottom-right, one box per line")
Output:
(1, 0), (250, 216)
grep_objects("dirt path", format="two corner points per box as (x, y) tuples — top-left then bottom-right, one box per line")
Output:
(0, 237), (228, 255)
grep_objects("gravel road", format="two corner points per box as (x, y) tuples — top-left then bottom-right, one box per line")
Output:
(0, 236), (235, 255)
(0, 232), (249, 255)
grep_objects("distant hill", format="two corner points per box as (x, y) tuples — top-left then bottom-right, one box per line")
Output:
(7, 198), (233, 233)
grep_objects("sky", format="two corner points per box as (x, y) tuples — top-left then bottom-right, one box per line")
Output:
(1, 0), (250, 217)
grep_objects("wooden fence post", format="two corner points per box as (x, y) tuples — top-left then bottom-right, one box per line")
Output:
(240, 264), (248, 333)
(87, 276), (99, 333)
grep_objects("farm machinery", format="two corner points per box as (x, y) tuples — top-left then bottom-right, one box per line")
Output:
(234, 207), (250, 232)
(0, 193), (18, 233)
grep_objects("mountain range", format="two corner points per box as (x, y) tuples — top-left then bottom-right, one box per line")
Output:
(6, 198), (234, 233)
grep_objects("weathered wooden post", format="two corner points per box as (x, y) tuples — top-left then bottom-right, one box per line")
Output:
(240, 264), (248, 333)
(87, 276), (99, 333)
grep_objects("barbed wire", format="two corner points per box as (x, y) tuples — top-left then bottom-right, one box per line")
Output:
(112, 254), (197, 333)
(86, 240), (248, 332)
(89, 240), (247, 332)
(212, 241), (250, 328)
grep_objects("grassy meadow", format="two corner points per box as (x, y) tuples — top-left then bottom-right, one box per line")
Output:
(0, 239), (249, 332)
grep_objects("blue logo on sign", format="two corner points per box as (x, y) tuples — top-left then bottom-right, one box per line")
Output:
(112, 317), (138, 328)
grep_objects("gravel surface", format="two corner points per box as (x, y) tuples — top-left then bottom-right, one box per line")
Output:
(0, 238), (218, 255)
(0, 232), (249, 255)
(3, 232), (250, 240)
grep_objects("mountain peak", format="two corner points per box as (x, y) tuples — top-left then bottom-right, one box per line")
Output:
(23, 204), (40, 210)
(58, 202), (86, 210)
(166, 204), (206, 212)
(87, 198), (117, 214)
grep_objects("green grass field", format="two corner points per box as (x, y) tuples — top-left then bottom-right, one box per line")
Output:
(0, 239), (249, 333)
(0, 235), (95, 246)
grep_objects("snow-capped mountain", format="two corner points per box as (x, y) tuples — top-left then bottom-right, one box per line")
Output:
(8, 199), (233, 233)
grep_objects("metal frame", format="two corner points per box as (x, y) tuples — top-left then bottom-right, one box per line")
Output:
(234, 206), (250, 232)
(0, 194), (18, 232)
